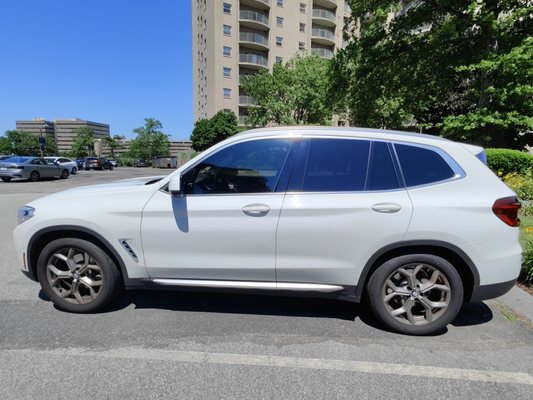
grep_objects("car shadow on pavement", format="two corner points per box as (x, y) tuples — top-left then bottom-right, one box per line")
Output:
(40, 288), (493, 334)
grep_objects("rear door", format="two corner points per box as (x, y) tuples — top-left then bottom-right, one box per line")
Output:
(276, 137), (413, 289)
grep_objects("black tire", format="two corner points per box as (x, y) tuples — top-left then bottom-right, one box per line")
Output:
(366, 254), (463, 335)
(36, 238), (122, 313)
(109, 165), (114, 171)
(71, 167), (77, 174)
(1, 177), (12, 182)
(29, 171), (40, 182)
(61, 169), (69, 179)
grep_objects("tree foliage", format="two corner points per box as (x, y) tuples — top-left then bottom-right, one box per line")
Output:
(104, 134), (125, 158)
(331, 0), (532, 149)
(0, 130), (56, 156)
(70, 127), (96, 158)
(129, 118), (170, 160)
(242, 55), (334, 127)
(190, 110), (240, 151)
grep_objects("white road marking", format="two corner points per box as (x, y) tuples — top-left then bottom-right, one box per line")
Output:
(9, 348), (533, 385)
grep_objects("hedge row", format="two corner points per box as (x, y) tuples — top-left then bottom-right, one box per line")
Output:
(485, 148), (533, 175)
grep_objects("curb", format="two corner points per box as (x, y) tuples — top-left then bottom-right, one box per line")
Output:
(495, 286), (533, 323)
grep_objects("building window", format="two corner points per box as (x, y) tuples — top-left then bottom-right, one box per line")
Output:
(299, 23), (306, 32)
(276, 16), (284, 27)
(276, 36), (283, 47)
(223, 2), (231, 14)
(299, 41), (305, 51)
(223, 67), (231, 78)
(275, 56), (283, 64)
(300, 2), (307, 13)
(277, 0), (284, 6)
(223, 88), (231, 98)
(223, 46), (231, 57)
(223, 24), (231, 36)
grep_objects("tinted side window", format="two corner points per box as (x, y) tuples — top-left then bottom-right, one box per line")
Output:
(302, 139), (370, 192)
(183, 139), (292, 194)
(395, 144), (456, 187)
(367, 142), (400, 190)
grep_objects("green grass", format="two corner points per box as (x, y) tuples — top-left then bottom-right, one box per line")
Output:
(520, 215), (533, 247)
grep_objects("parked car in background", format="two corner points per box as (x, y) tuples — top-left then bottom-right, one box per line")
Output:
(45, 157), (78, 174)
(0, 156), (70, 182)
(108, 159), (118, 168)
(0, 155), (11, 161)
(75, 158), (85, 169)
(133, 159), (147, 167)
(83, 157), (114, 171)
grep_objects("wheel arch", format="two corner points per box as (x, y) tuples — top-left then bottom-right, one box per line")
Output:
(355, 240), (480, 303)
(27, 225), (129, 284)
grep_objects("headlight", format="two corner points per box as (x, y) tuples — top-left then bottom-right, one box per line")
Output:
(17, 206), (35, 224)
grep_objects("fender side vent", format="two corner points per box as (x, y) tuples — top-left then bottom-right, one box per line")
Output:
(119, 239), (139, 262)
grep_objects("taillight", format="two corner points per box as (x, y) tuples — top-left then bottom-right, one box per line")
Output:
(492, 196), (521, 227)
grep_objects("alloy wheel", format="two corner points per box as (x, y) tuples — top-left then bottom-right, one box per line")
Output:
(45, 247), (103, 304)
(381, 263), (451, 326)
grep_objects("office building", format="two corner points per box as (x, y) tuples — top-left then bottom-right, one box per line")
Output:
(192, 0), (349, 124)
(16, 119), (55, 139)
(53, 119), (110, 153)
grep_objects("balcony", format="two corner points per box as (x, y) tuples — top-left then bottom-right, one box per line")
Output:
(240, 0), (270, 11)
(311, 47), (334, 59)
(239, 96), (258, 106)
(239, 10), (269, 31)
(239, 32), (269, 51)
(239, 53), (268, 69)
(312, 9), (337, 28)
(311, 28), (336, 46)
(313, 0), (337, 9)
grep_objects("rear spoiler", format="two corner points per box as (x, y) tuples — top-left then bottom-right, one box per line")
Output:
(462, 143), (487, 164)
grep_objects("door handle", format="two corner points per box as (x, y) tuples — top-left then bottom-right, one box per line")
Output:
(242, 204), (270, 217)
(371, 203), (402, 214)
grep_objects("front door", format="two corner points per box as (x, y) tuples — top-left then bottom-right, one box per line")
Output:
(141, 138), (296, 282)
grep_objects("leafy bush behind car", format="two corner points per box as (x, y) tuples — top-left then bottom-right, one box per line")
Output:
(486, 148), (533, 176)
(117, 156), (135, 167)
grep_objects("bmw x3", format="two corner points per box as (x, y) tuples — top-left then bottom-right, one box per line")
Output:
(13, 127), (522, 335)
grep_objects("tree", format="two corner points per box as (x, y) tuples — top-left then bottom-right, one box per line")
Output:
(242, 55), (334, 127)
(331, 0), (532, 148)
(0, 130), (56, 156)
(190, 110), (240, 152)
(71, 127), (95, 158)
(104, 134), (125, 158)
(129, 118), (170, 160)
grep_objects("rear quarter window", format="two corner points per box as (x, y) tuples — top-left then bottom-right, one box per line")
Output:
(395, 143), (456, 187)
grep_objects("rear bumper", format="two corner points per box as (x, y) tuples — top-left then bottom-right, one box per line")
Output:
(469, 279), (516, 302)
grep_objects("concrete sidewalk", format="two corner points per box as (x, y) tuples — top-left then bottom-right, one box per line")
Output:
(496, 285), (533, 323)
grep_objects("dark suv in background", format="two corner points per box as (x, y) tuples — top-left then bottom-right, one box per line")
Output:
(83, 157), (114, 171)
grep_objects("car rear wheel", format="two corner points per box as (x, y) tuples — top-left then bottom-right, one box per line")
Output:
(71, 167), (77, 174)
(1, 177), (11, 182)
(366, 254), (463, 335)
(61, 169), (69, 179)
(36, 238), (122, 313)
(29, 171), (40, 182)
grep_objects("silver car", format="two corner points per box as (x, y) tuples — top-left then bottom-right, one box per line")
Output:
(45, 156), (78, 174)
(0, 156), (70, 182)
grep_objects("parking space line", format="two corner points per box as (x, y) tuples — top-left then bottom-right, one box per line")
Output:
(10, 348), (533, 385)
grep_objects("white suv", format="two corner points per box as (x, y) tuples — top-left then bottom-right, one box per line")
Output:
(13, 127), (522, 335)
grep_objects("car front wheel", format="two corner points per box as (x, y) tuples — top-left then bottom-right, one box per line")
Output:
(60, 169), (69, 179)
(36, 238), (122, 313)
(366, 254), (463, 335)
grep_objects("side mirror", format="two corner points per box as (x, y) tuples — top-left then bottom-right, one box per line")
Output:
(169, 174), (184, 196)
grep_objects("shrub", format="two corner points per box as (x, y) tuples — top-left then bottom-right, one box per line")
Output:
(486, 148), (533, 176)
(522, 241), (533, 285)
(502, 172), (533, 201)
(117, 156), (135, 167)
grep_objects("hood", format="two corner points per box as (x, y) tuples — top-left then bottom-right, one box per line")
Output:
(29, 175), (166, 205)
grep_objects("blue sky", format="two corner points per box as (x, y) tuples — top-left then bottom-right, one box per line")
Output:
(0, 0), (193, 140)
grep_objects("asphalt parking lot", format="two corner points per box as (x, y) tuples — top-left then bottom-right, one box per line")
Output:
(0, 168), (532, 399)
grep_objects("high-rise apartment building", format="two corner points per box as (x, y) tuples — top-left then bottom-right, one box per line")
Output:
(192, 0), (349, 124)
(16, 119), (56, 139)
